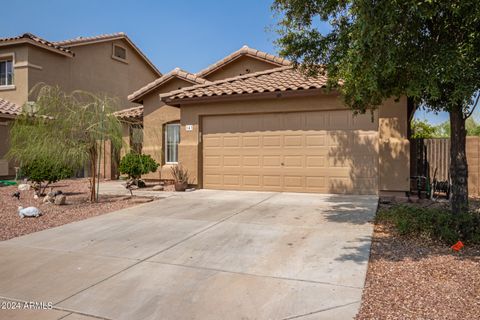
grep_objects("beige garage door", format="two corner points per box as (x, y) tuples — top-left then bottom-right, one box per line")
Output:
(202, 110), (378, 194)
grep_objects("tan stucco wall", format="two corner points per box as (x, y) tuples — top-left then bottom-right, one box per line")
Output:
(378, 96), (410, 193)
(27, 39), (158, 108)
(0, 118), (15, 176)
(140, 78), (195, 180)
(66, 39), (158, 108)
(178, 93), (409, 193)
(0, 45), (29, 106)
(203, 56), (282, 81)
(2, 40), (158, 108)
(28, 45), (72, 99)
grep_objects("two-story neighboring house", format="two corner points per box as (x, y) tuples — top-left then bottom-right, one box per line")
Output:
(0, 32), (161, 176)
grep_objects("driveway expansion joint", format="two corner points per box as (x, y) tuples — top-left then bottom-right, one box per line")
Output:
(145, 260), (364, 290)
(53, 192), (279, 306)
(281, 300), (361, 320)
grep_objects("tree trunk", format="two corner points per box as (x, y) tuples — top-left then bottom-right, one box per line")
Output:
(450, 107), (468, 213)
(90, 149), (97, 202)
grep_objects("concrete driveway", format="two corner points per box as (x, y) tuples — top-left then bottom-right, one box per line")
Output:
(0, 190), (377, 320)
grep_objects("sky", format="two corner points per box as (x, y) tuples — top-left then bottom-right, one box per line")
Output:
(0, 0), (453, 124)
(0, 0), (290, 73)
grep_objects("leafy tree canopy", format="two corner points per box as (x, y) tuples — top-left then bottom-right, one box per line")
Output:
(273, 0), (480, 113)
(273, 0), (480, 213)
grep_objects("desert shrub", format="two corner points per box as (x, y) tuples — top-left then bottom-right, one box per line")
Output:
(377, 205), (480, 245)
(170, 165), (190, 184)
(119, 152), (159, 179)
(22, 157), (74, 193)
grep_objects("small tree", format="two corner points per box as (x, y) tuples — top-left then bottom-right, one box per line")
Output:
(119, 152), (159, 181)
(8, 85), (122, 202)
(21, 157), (74, 195)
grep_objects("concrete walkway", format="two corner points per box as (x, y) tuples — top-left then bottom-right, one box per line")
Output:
(0, 190), (378, 320)
(97, 180), (177, 198)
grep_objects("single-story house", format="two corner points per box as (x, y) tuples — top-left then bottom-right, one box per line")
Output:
(120, 46), (411, 196)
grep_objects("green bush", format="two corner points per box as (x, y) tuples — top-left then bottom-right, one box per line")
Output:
(119, 152), (159, 179)
(22, 158), (74, 187)
(377, 205), (480, 245)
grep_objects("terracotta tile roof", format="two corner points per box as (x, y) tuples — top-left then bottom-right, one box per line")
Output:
(196, 45), (291, 78)
(128, 67), (209, 102)
(113, 105), (143, 121)
(0, 33), (73, 56)
(53, 32), (126, 46)
(0, 98), (21, 117)
(161, 66), (328, 104)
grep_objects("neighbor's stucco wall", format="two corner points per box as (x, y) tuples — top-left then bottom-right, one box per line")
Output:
(68, 39), (158, 108)
(202, 56), (282, 82)
(0, 117), (15, 176)
(27, 45), (72, 99)
(0, 45), (29, 106)
(178, 94), (409, 193)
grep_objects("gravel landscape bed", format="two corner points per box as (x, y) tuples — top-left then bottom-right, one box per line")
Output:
(0, 178), (155, 241)
(357, 201), (480, 320)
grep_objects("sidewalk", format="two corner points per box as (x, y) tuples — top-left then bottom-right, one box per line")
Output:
(99, 180), (177, 198)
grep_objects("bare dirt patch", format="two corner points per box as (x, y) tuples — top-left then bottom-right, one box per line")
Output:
(0, 178), (156, 241)
(357, 200), (480, 320)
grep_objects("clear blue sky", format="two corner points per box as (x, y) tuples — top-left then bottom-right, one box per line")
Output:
(0, 0), (288, 73)
(0, 0), (454, 124)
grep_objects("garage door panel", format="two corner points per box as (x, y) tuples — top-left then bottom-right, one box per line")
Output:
(202, 110), (378, 194)
(263, 135), (282, 147)
(223, 136), (241, 147)
(284, 135), (303, 147)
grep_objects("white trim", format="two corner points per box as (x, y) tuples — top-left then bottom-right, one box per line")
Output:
(165, 123), (180, 164)
(0, 52), (15, 87)
(0, 85), (15, 91)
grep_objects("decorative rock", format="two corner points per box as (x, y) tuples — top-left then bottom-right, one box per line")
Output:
(54, 194), (67, 205)
(18, 206), (42, 218)
(137, 179), (146, 188)
(18, 184), (30, 191)
(152, 185), (164, 191)
(43, 194), (55, 203)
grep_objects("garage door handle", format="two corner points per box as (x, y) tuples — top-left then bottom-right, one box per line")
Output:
(281, 162), (284, 166)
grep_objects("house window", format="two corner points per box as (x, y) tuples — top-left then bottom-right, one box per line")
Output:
(0, 57), (13, 86)
(113, 45), (127, 60)
(165, 123), (180, 163)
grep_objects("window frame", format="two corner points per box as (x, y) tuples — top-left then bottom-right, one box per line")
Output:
(112, 44), (128, 63)
(164, 123), (180, 164)
(0, 53), (15, 88)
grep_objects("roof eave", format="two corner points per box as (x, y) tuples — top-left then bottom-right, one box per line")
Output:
(0, 39), (74, 57)
(128, 73), (207, 103)
(163, 87), (328, 107)
(0, 113), (18, 119)
(197, 53), (286, 78)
